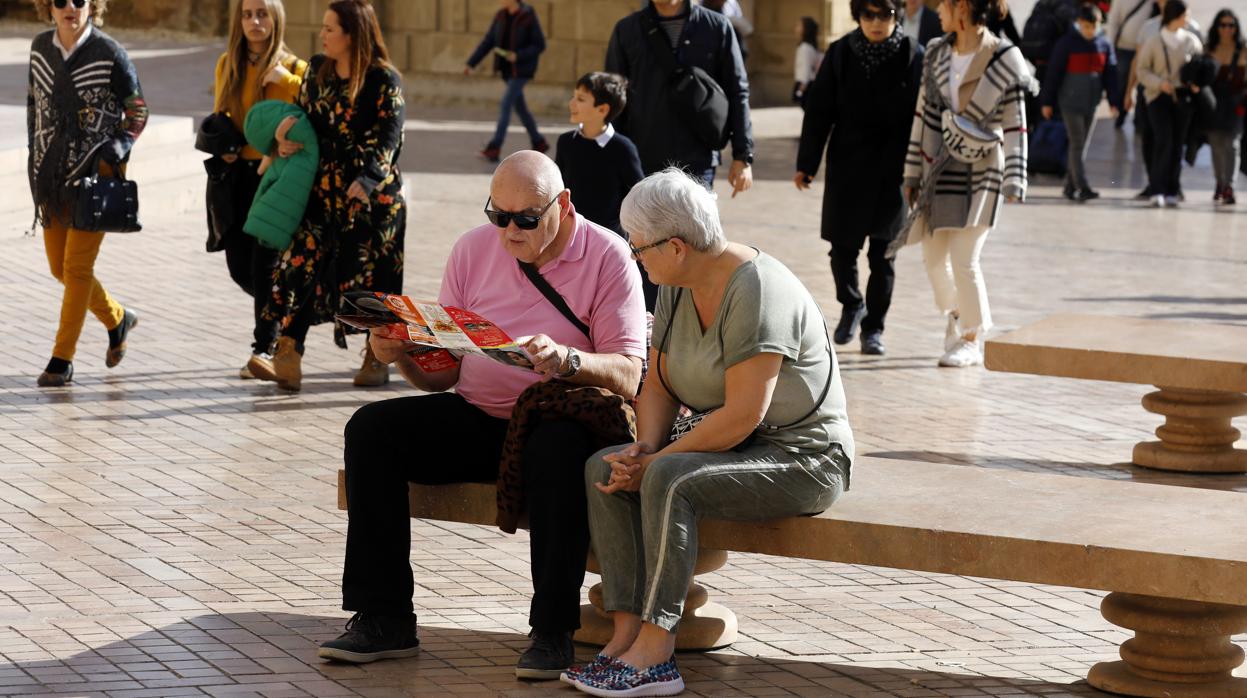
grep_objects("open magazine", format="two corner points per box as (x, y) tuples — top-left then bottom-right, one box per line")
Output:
(337, 292), (534, 372)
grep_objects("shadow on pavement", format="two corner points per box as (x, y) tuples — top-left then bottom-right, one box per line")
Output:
(0, 611), (1109, 696)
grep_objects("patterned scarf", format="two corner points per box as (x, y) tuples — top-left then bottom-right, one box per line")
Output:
(848, 26), (905, 78)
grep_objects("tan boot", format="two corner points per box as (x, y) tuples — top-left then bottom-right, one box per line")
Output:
(247, 337), (302, 391)
(353, 344), (390, 387)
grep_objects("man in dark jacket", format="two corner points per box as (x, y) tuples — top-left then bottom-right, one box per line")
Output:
(466, 0), (548, 162)
(794, 0), (922, 356)
(606, 0), (755, 197)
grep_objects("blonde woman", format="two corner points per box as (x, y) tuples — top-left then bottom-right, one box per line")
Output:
(28, 0), (147, 387)
(212, 0), (307, 376)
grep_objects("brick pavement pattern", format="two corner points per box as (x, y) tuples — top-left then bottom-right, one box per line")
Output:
(1, 27), (1245, 698)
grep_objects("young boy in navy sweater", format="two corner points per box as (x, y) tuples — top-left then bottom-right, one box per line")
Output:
(1040, 3), (1121, 201)
(555, 72), (653, 306)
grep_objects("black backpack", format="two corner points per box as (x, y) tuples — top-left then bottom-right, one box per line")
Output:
(1021, 0), (1076, 66)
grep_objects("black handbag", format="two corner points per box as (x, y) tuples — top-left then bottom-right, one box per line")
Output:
(641, 13), (731, 151)
(71, 165), (141, 233)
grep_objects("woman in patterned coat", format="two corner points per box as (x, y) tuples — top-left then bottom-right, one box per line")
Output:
(249, 0), (405, 392)
(27, 0), (147, 387)
(902, 0), (1035, 368)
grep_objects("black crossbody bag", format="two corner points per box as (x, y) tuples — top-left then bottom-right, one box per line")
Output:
(656, 288), (834, 447)
(517, 261), (592, 339)
(640, 12), (731, 151)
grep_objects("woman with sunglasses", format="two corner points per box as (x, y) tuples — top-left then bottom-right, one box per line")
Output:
(27, 0), (147, 387)
(212, 0), (307, 379)
(796, 0), (922, 357)
(1206, 9), (1246, 205)
(248, 0), (405, 391)
(902, 0), (1034, 368)
(571, 169), (853, 696)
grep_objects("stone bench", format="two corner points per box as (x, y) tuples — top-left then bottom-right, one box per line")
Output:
(337, 457), (1247, 698)
(984, 313), (1247, 473)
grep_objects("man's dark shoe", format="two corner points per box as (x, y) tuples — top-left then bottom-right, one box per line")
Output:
(533, 138), (550, 154)
(318, 612), (419, 664)
(861, 330), (885, 355)
(1133, 186), (1153, 201)
(1077, 189), (1100, 202)
(1063, 185), (1078, 200)
(516, 630), (573, 680)
(833, 306), (865, 345)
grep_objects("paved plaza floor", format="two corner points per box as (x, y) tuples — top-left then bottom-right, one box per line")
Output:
(1, 26), (1246, 698)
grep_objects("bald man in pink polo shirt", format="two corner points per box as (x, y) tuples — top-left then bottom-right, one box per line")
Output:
(321, 152), (646, 678)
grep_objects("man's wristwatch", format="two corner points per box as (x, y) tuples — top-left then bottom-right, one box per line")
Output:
(556, 347), (582, 378)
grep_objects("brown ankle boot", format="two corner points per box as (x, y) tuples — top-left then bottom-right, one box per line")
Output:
(353, 344), (390, 387)
(248, 337), (302, 391)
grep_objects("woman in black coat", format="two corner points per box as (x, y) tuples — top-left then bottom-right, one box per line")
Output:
(795, 0), (922, 356)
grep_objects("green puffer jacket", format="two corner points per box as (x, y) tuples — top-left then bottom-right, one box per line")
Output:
(242, 100), (319, 250)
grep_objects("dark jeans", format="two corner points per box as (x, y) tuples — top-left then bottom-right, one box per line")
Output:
(1062, 109), (1096, 192)
(829, 236), (895, 334)
(1113, 48), (1135, 125)
(341, 392), (596, 633)
(1146, 95), (1192, 197)
(491, 77), (543, 148)
(222, 159), (279, 354)
(1138, 86), (1153, 178)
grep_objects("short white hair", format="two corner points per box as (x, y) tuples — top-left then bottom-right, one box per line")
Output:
(620, 168), (725, 253)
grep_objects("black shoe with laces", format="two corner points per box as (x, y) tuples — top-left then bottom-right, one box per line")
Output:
(1077, 189), (1100, 202)
(317, 612), (420, 664)
(861, 330), (886, 355)
(833, 306), (865, 345)
(515, 630), (573, 680)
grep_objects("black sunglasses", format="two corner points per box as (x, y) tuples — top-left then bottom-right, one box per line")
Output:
(629, 236), (674, 259)
(861, 8), (896, 22)
(53, 0), (87, 8)
(484, 193), (560, 230)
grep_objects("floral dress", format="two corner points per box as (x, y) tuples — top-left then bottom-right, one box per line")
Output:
(265, 55), (406, 348)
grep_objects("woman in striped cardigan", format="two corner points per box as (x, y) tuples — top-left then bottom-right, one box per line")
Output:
(903, 0), (1035, 368)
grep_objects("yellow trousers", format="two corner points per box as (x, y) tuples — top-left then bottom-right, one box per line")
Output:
(44, 207), (124, 362)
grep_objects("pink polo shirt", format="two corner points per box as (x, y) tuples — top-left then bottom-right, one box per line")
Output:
(439, 210), (646, 419)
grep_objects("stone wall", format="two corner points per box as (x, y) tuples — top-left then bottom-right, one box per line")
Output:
(0, 0), (229, 35)
(279, 0), (852, 112)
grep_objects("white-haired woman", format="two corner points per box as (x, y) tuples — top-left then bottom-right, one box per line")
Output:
(570, 169), (854, 696)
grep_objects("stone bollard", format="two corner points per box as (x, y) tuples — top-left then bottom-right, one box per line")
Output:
(575, 548), (738, 651)
(1088, 592), (1247, 697)
(1133, 387), (1247, 473)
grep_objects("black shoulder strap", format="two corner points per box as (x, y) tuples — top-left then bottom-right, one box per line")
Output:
(640, 11), (682, 77)
(517, 261), (592, 339)
(1115, 0), (1152, 46)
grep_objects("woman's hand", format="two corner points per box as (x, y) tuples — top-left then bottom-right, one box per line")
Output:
(1160, 80), (1175, 96)
(369, 334), (410, 365)
(263, 63), (292, 85)
(793, 171), (812, 191)
(274, 115), (303, 158)
(596, 446), (657, 495)
(1041, 105), (1054, 120)
(728, 160), (753, 199)
(1124, 91), (1134, 112)
(346, 180), (370, 206)
(1190, 84), (1200, 94)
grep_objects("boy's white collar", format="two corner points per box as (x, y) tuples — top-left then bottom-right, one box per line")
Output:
(576, 122), (616, 148)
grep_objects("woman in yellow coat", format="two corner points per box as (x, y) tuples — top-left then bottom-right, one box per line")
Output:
(212, 0), (307, 377)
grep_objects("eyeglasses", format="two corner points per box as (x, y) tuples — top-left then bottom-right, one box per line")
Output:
(483, 193), (561, 230)
(629, 236), (674, 259)
(52, 0), (87, 8)
(861, 8), (897, 22)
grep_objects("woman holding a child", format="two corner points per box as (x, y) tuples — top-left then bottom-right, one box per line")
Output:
(568, 169), (854, 697)
(248, 0), (406, 392)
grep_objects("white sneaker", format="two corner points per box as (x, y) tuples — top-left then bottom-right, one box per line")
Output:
(943, 312), (961, 353)
(1151, 194), (1166, 208)
(1164, 195), (1180, 208)
(939, 339), (983, 368)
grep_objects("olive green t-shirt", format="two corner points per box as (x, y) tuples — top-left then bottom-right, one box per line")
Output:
(653, 252), (855, 458)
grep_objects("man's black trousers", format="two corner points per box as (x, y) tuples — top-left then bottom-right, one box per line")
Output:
(341, 392), (596, 633)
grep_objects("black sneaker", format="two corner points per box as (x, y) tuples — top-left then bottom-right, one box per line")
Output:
(861, 330), (885, 356)
(515, 630), (573, 680)
(1077, 189), (1100, 202)
(317, 612), (420, 664)
(1063, 185), (1078, 200)
(833, 306), (865, 345)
